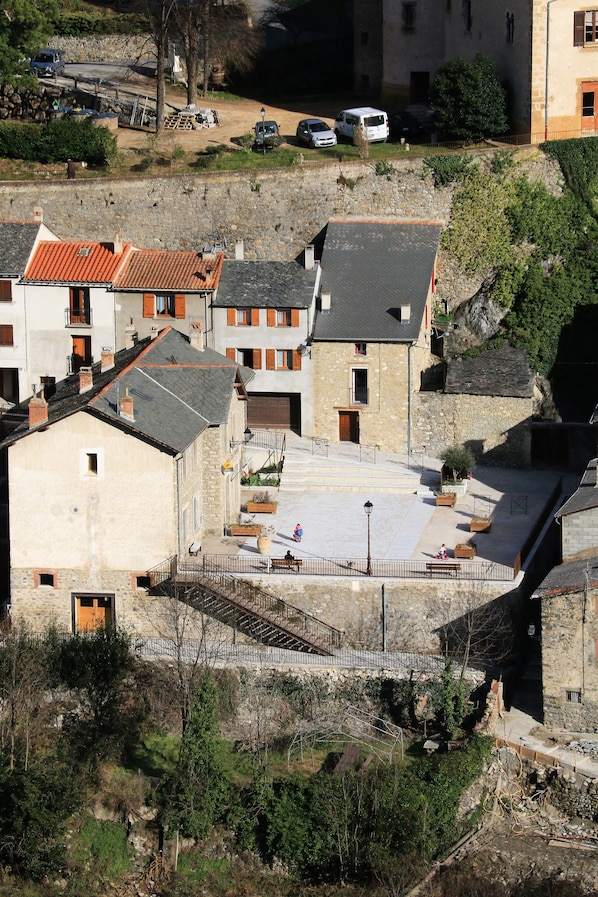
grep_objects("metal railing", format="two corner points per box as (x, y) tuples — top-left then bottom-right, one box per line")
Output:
(65, 307), (92, 327)
(66, 354), (93, 375)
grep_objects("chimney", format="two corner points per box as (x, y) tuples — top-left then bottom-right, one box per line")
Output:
(320, 290), (331, 312)
(29, 392), (48, 428)
(150, 325), (159, 340)
(33, 206), (43, 223)
(101, 347), (114, 371)
(112, 231), (123, 254)
(190, 321), (205, 351)
(304, 245), (315, 270)
(235, 239), (244, 260)
(400, 303), (411, 323)
(119, 388), (134, 421)
(125, 318), (137, 348)
(79, 366), (93, 393)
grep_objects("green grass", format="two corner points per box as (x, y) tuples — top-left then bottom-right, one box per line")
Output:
(69, 817), (131, 878)
(126, 730), (180, 777)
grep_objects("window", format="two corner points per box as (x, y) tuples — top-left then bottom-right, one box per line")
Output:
(156, 294), (175, 316)
(402, 2), (416, 31)
(237, 308), (251, 325)
(143, 292), (185, 319)
(276, 349), (293, 369)
(0, 325), (14, 346)
(266, 308), (299, 327)
(355, 343), (367, 356)
(86, 453), (98, 475)
(193, 495), (200, 531)
(237, 348), (260, 368)
(136, 575), (151, 589)
(265, 348), (301, 370)
(0, 280), (12, 301)
(40, 376), (56, 399)
(462, 0), (472, 31)
(277, 310), (291, 326)
(566, 689), (582, 703)
(351, 368), (369, 405)
(574, 10), (598, 45)
(182, 508), (188, 542)
(506, 11), (515, 43)
(37, 572), (55, 587)
(583, 91), (595, 117)
(69, 287), (91, 325)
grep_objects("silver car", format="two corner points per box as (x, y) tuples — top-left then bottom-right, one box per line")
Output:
(30, 49), (65, 78)
(296, 118), (337, 148)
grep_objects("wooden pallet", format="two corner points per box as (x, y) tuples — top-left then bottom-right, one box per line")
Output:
(164, 115), (194, 130)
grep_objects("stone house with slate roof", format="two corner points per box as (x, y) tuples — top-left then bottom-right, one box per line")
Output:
(113, 248), (224, 351)
(311, 218), (441, 452)
(0, 211), (60, 406)
(212, 249), (320, 434)
(1, 327), (252, 634)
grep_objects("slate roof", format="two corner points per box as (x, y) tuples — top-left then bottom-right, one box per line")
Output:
(444, 346), (534, 397)
(555, 459), (598, 518)
(214, 260), (318, 308)
(0, 221), (46, 278)
(115, 249), (224, 292)
(1, 328), (253, 455)
(312, 219), (442, 342)
(23, 240), (133, 285)
(533, 553), (598, 599)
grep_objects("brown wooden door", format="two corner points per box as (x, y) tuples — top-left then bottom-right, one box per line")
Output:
(339, 411), (359, 443)
(76, 595), (113, 632)
(582, 82), (598, 130)
(72, 335), (92, 372)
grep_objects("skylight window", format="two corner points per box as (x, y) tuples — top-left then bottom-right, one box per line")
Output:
(78, 247), (90, 257)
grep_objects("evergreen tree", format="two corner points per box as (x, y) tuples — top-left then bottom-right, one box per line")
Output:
(431, 53), (508, 142)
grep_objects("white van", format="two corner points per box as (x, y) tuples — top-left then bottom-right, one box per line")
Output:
(334, 107), (389, 144)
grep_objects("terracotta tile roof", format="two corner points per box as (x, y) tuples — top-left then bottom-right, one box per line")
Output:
(23, 240), (133, 284)
(115, 249), (224, 291)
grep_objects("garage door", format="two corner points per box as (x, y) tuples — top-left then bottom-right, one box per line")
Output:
(247, 393), (301, 431)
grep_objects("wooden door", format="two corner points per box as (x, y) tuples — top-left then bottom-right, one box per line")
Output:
(339, 410), (359, 443)
(72, 335), (92, 372)
(76, 595), (113, 632)
(582, 82), (598, 130)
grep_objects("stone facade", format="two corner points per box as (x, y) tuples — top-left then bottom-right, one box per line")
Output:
(562, 506), (598, 561)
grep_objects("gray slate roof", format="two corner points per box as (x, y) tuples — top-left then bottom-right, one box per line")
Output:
(444, 346), (534, 397)
(555, 458), (598, 518)
(313, 219), (442, 342)
(533, 553), (598, 599)
(0, 222), (43, 277)
(2, 328), (252, 455)
(214, 260), (317, 308)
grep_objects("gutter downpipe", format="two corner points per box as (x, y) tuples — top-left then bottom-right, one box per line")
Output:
(407, 343), (413, 458)
(545, 0), (561, 141)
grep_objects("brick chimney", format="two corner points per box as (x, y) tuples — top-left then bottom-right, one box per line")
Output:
(29, 392), (48, 428)
(190, 321), (205, 351)
(119, 387), (134, 421)
(101, 347), (114, 371)
(125, 318), (138, 348)
(113, 231), (123, 254)
(79, 367), (93, 393)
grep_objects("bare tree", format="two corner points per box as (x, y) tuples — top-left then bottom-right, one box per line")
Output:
(0, 626), (51, 770)
(145, 0), (179, 131)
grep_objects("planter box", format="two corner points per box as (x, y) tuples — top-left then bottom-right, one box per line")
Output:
(470, 517), (492, 533)
(230, 524), (261, 536)
(442, 480), (468, 496)
(436, 493), (457, 507)
(455, 542), (476, 559)
(246, 502), (277, 514)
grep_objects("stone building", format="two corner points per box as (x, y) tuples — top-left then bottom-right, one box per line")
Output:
(1, 327), (252, 634)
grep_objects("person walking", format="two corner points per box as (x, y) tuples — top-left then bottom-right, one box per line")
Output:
(293, 523), (303, 543)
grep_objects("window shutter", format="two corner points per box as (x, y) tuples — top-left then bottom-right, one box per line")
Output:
(226, 347), (236, 360)
(267, 308), (276, 327)
(574, 10), (585, 46)
(0, 324), (13, 346)
(251, 308), (260, 326)
(292, 350), (302, 371)
(174, 293), (186, 318)
(266, 349), (275, 370)
(253, 349), (262, 369)
(291, 308), (300, 327)
(227, 308), (236, 326)
(143, 293), (154, 318)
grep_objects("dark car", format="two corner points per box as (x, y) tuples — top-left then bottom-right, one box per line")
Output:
(389, 110), (425, 142)
(254, 120), (282, 151)
(296, 118), (337, 148)
(30, 49), (65, 78)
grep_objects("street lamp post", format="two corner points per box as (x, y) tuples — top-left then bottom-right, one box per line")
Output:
(364, 500), (373, 575)
(260, 106), (266, 156)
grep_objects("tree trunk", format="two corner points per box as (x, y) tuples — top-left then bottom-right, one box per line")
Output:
(156, 29), (166, 132)
(186, 52), (199, 106)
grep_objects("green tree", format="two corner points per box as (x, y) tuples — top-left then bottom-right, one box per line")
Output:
(0, 0), (60, 83)
(431, 53), (508, 142)
(440, 444), (475, 482)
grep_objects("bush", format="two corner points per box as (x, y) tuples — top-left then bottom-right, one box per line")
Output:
(431, 53), (508, 142)
(423, 154), (471, 187)
(441, 444), (475, 482)
(0, 118), (117, 166)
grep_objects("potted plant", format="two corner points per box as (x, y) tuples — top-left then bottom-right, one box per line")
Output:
(440, 444), (475, 496)
(257, 523), (276, 555)
(246, 491), (278, 514)
(229, 514), (261, 537)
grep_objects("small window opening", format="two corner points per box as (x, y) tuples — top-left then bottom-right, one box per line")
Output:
(39, 572), (55, 587)
(136, 575), (151, 589)
(86, 453), (98, 475)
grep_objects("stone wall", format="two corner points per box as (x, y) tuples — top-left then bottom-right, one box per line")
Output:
(50, 35), (153, 65)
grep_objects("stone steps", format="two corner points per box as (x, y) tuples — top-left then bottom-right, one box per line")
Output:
(280, 452), (431, 495)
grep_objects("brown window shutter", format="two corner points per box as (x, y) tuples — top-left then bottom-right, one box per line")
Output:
(291, 308), (300, 327)
(265, 349), (275, 370)
(251, 308), (260, 326)
(174, 293), (186, 318)
(292, 350), (302, 371)
(143, 293), (154, 318)
(267, 308), (276, 327)
(253, 348), (262, 369)
(227, 308), (236, 326)
(574, 10), (585, 45)
(0, 325), (13, 346)
(226, 347), (236, 360)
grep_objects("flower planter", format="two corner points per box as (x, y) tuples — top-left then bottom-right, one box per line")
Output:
(436, 493), (457, 507)
(454, 542), (476, 559)
(442, 480), (468, 496)
(230, 524), (261, 537)
(246, 502), (277, 514)
(470, 517), (492, 533)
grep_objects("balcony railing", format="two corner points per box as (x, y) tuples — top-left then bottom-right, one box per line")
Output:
(65, 307), (92, 327)
(66, 354), (93, 375)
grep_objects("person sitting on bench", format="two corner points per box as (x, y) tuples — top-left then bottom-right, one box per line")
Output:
(285, 550), (295, 561)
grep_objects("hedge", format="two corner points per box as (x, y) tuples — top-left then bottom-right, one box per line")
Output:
(0, 118), (117, 166)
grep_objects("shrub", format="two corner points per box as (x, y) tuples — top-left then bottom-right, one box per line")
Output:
(0, 118), (117, 166)
(440, 444), (475, 482)
(431, 53), (508, 142)
(423, 154), (471, 187)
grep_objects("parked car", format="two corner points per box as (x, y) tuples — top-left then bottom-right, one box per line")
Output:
(30, 49), (65, 78)
(296, 118), (337, 148)
(389, 110), (425, 142)
(254, 119), (282, 151)
(334, 107), (389, 144)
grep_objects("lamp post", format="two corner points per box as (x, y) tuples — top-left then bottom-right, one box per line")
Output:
(364, 500), (373, 575)
(260, 106), (266, 155)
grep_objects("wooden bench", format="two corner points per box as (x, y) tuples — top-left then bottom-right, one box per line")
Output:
(271, 557), (303, 571)
(436, 493), (457, 507)
(426, 561), (461, 576)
